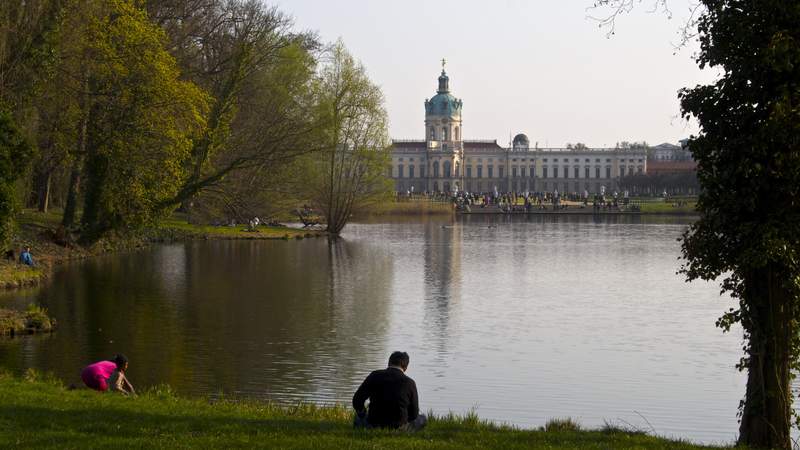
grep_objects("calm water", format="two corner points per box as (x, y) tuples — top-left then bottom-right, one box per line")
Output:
(0, 216), (744, 444)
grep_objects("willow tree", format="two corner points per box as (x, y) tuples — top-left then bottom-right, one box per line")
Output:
(299, 41), (391, 235)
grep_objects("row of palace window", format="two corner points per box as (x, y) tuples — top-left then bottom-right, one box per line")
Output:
(428, 126), (461, 141)
(393, 164), (644, 179)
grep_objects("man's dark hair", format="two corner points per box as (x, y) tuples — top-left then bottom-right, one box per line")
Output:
(112, 354), (128, 368)
(388, 351), (409, 369)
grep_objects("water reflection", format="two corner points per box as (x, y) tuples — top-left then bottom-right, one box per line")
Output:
(423, 222), (461, 364)
(0, 217), (745, 444)
(0, 238), (396, 404)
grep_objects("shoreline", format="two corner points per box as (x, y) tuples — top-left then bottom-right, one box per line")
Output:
(356, 198), (698, 217)
(456, 209), (699, 216)
(0, 211), (325, 292)
(0, 204), (696, 291)
(0, 305), (57, 337)
(0, 372), (729, 449)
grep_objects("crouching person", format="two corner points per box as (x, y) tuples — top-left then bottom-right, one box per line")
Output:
(81, 354), (135, 395)
(352, 351), (427, 432)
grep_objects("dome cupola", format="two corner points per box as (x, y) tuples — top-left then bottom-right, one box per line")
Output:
(424, 59), (463, 149)
(425, 60), (462, 118)
(513, 133), (530, 151)
(438, 69), (450, 94)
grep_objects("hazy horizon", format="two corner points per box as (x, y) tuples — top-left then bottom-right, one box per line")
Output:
(275, 0), (717, 148)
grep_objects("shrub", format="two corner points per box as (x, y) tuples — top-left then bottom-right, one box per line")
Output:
(544, 417), (581, 432)
(24, 304), (55, 331)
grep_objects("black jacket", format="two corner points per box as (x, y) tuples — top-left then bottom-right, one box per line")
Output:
(352, 367), (419, 428)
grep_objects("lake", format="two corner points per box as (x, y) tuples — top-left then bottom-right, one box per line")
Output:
(0, 215), (743, 445)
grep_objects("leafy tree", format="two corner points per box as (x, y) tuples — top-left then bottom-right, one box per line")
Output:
(594, 2), (799, 448)
(0, 0), (63, 232)
(296, 41), (391, 235)
(0, 0), (64, 110)
(77, 0), (208, 240)
(147, 0), (321, 210)
(615, 140), (648, 149)
(618, 171), (699, 196)
(0, 111), (33, 246)
(183, 38), (321, 220)
(678, 2), (800, 448)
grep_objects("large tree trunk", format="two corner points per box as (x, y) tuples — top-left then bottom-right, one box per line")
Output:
(35, 170), (51, 213)
(63, 75), (89, 229)
(737, 266), (793, 450)
(79, 145), (110, 242)
(61, 157), (82, 228)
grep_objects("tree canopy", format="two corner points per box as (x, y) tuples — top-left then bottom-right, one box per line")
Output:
(678, 2), (800, 448)
(294, 42), (392, 235)
(593, 1), (800, 448)
(0, 0), (389, 241)
(0, 111), (33, 245)
(78, 0), (208, 239)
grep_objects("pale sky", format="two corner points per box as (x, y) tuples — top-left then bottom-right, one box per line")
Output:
(274, 0), (716, 147)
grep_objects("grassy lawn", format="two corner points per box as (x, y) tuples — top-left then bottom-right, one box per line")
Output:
(359, 199), (453, 217)
(0, 373), (730, 449)
(0, 262), (42, 288)
(0, 210), (321, 289)
(636, 201), (697, 214)
(158, 218), (322, 240)
(1, 209), (83, 289)
(15, 209), (63, 230)
(0, 305), (55, 336)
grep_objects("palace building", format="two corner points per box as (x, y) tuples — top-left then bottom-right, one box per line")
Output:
(390, 66), (648, 194)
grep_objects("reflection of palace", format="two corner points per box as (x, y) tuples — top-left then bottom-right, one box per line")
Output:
(422, 222), (461, 356)
(390, 63), (648, 194)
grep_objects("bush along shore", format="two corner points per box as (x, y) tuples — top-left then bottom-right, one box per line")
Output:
(154, 217), (323, 241)
(353, 199), (454, 218)
(0, 305), (56, 337)
(0, 210), (323, 291)
(0, 371), (731, 449)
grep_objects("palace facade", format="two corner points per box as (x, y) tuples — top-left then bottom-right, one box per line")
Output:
(390, 67), (648, 194)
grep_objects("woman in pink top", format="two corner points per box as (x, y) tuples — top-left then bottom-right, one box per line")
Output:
(81, 354), (133, 393)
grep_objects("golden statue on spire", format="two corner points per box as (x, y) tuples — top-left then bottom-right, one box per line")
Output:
(441, 58), (446, 70)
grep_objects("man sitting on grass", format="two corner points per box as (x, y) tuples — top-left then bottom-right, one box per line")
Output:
(18, 246), (34, 266)
(80, 354), (136, 395)
(352, 351), (427, 431)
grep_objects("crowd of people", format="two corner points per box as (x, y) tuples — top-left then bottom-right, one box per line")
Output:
(396, 188), (634, 213)
(448, 189), (632, 213)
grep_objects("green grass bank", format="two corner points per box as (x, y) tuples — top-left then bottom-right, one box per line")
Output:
(355, 199), (454, 218)
(635, 201), (697, 214)
(0, 373), (730, 449)
(0, 263), (43, 289)
(0, 305), (56, 336)
(156, 217), (322, 241)
(0, 210), (323, 291)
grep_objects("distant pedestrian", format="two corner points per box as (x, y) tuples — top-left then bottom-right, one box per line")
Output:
(19, 246), (34, 266)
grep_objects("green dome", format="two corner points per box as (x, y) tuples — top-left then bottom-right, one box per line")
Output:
(426, 93), (462, 116)
(425, 70), (462, 116)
